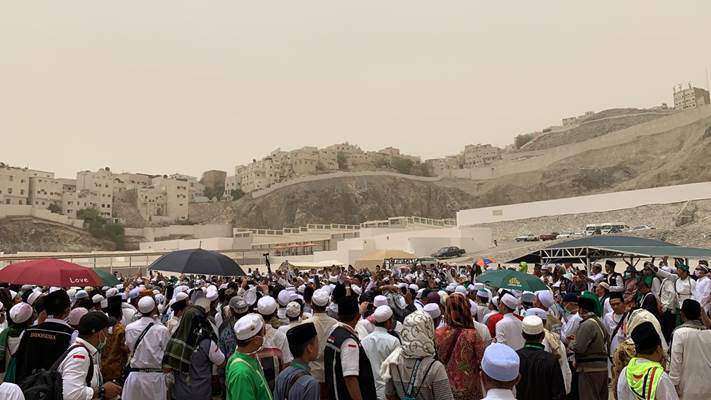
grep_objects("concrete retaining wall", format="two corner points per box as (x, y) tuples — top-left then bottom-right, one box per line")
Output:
(457, 181), (711, 226)
(0, 205), (84, 228)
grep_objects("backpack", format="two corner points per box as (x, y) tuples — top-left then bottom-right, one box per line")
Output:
(19, 344), (94, 400)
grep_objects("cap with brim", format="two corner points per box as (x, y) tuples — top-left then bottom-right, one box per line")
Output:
(78, 311), (116, 335)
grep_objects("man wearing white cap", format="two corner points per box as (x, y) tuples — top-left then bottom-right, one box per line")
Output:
(533, 289), (563, 335)
(515, 316), (566, 400)
(255, 295), (293, 389)
(361, 305), (401, 400)
(495, 293), (524, 350)
(480, 343), (520, 400)
(122, 296), (170, 400)
(303, 288), (337, 398)
(225, 314), (272, 400)
(423, 303), (442, 328)
(277, 301), (304, 336)
(524, 308), (571, 394)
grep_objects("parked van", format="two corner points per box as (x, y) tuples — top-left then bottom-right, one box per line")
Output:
(584, 224), (602, 236)
(600, 222), (629, 234)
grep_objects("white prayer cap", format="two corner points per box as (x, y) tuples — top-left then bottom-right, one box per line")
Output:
(9, 302), (33, 324)
(525, 307), (548, 321)
(351, 285), (362, 296)
(206, 288), (218, 302)
(152, 289), (161, 296)
(477, 288), (492, 299)
(92, 294), (104, 304)
(9, 290), (17, 300)
(373, 305), (393, 323)
(423, 303), (441, 319)
(408, 284), (419, 292)
(106, 288), (119, 298)
(257, 296), (278, 316)
(20, 284), (33, 293)
(195, 297), (211, 313)
(445, 284), (457, 293)
(455, 285), (467, 294)
(373, 295), (388, 307)
(297, 285), (306, 294)
(416, 289), (425, 299)
(155, 294), (165, 304)
(534, 290), (554, 309)
(75, 290), (89, 300)
(491, 296), (499, 308)
(234, 313), (264, 341)
(244, 288), (258, 306)
(28, 290), (43, 306)
(169, 291), (189, 306)
(49, 287), (61, 293)
(469, 299), (478, 315)
(501, 293), (519, 310)
(439, 291), (449, 306)
(522, 315), (544, 335)
(397, 283), (407, 290)
(277, 290), (291, 306)
(481, 343), (520, 382)
(100, 300), (108, 309)
(311, 290), (330, 307)
(286, 301), (302, 318)
(137, 296), (156, 314)
(598, 282), (610, 291)
(68, 307), (89, 326)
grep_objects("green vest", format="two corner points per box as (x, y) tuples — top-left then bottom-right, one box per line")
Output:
(625, 357), (663, 400)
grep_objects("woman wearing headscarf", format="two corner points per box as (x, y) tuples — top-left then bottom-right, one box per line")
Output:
(435, 294), (485, 400)
(381, 310), (453, 400)
(610, 308), (668, 399)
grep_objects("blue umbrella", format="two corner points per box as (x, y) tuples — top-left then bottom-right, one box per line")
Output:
(148, 248), (245, 276)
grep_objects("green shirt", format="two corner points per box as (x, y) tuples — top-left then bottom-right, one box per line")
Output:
(226, 352), (272, 400)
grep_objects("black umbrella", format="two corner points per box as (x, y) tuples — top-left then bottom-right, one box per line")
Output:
(148, 248), (245, 276)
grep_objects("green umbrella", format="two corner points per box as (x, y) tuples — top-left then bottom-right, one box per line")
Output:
(476, 269), (548, 291)
(95, 270), (120, 287)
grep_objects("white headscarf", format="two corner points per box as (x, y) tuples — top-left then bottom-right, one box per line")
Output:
(380, 310), (436, 380)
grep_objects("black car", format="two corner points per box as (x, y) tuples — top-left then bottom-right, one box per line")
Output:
(432, 246), (466, 259)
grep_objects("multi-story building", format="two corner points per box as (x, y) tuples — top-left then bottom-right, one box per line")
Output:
(113, 173), (154, 191)
(28, 176), (63, 210)
(0, 164), (53, 206)
(136, 187), (166, 221)
(151, 176), (189, 222)
(461, 144), (502, 168)
(77, 168), (114, 218)
(674, 83), (710, 110)
(224, 175), (238, 198)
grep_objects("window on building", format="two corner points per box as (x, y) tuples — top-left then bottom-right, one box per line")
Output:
(20, 189), (24, 195)
(5, 199), (10, 204)
(9, 176), (13, 182)
(18, 200), (23, 205)
(7, 188), (12, 194)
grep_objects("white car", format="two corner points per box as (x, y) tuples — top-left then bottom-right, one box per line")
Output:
(630, 225), (655, 231)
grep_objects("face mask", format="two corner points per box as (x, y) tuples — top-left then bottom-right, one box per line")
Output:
(246, 335), (265, 356)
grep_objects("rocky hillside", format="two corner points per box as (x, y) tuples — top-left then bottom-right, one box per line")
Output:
(190, 176), (477, 228)
(0, 217), (115, 253)
(521, 109), (670, 151)
(437, 111), (711, 207)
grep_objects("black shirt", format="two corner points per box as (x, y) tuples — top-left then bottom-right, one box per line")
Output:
(516, 342), (566, 400)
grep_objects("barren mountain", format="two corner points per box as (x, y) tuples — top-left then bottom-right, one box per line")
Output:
(0, 217), (115, 253)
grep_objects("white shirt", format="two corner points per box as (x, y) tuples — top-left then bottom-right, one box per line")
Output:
(277, 320), (302, 337)
(355, 318), (374, 340)
(669, 325), (711, 400)
(617, 358), (679, 400)
(561, 312), (581, 346)
(603, 311), (626, 358)
(361, 327), (401, 400)
(693, 276), (711, 312)
(304, 312), (338, 383)
(482, 388), (517, 399)
(57, 338), (101, 400)
(0, 383), (24, 400)
(125, 316), (170, 368)
(656, 269), (696, 308)
(495, 313), (524, 351)
(329, 323), (361, 377)
(264, 324), (293, 364)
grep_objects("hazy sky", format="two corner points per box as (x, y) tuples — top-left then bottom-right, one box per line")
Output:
(2, 1), (710, 178)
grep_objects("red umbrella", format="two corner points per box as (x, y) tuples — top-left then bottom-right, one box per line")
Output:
(0, 259), (103, 288)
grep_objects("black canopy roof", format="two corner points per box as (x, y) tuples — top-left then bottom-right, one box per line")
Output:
(507, 235), (711, 264)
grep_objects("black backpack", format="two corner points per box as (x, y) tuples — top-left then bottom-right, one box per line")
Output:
(19, 344), (94, 400)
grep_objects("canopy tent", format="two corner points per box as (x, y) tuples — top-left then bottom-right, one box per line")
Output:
(354, 249), (417, 270)
(507, 235), (711, 265)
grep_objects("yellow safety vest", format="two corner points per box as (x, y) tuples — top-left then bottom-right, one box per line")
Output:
(625, 357), (663, 400)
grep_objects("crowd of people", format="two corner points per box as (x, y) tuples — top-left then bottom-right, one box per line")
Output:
(0, 255), (709, 400)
